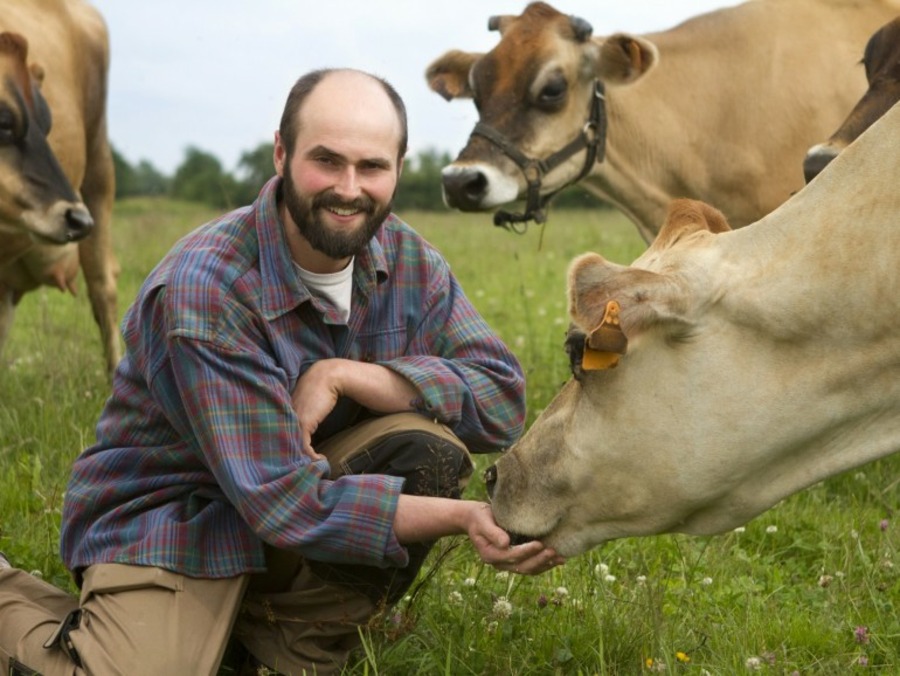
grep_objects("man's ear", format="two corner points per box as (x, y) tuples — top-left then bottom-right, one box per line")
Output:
(273, 131), (286, 177)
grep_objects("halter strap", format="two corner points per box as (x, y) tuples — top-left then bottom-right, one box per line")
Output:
(469, 80), (607, 232)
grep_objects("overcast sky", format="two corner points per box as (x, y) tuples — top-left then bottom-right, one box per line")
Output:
(88, 1), (741, 175)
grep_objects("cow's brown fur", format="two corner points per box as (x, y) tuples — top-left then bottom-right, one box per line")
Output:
(428, 0), (900, 242)
(0, 0), (120, 377)
(804, 17), (900, 182)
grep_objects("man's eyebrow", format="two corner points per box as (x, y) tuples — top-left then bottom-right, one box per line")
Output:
(306, 144), (393, 169)
(305, 145), (345, 161)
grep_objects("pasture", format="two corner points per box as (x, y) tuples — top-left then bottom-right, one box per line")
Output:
(1, 200), (897, 674)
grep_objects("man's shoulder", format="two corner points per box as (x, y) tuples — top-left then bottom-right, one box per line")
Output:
(379, 214), (446, 264)
(157, 207), (259, 289)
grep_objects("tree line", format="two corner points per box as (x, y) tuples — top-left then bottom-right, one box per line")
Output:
(113, 143), (607, 212)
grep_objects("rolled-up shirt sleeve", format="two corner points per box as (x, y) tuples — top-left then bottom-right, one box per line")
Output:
(379, 258), (525, 453)
(157, 329), (409, 568)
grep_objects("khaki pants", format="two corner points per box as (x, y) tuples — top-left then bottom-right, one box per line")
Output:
(0, 413), (472, 675)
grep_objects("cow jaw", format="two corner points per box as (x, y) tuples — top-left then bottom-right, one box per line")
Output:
(490, 372), (708, 557)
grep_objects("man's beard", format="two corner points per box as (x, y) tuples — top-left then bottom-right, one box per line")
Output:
(282, 163), (393, 260)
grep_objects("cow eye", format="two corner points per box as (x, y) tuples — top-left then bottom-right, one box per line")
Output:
(0, 106), (16, 144)
(537, 77), (567, 109)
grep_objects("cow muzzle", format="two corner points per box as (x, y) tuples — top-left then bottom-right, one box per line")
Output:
(21, 201), (95, 244)
(63, 205), (94, 241)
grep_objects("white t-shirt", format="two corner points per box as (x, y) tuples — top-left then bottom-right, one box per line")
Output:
(295, 259), (354, 324)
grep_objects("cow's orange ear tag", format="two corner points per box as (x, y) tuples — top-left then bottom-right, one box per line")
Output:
(582, 300), (627, 370)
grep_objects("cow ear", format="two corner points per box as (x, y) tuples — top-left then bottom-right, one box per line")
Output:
(567, 252), (690, 342)
(596, 33), (659, 85)
(426, 50), (482, 101)
(651, 199), (731, 252)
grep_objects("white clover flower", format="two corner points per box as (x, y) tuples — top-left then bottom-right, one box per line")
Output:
(733, 526), (746, 534)
(463, 577), (476, 587)
(765, 525), (778, 534)
(818, 574), (833, 587)
(492, 596), (513, 619)
(554, 586), (569, 599)
(495, 571), (509, 581)
(700, 576), (713, 586)
(594, 562), (610, 576)
(448, 591), (463, 605)
(636, 575), (647, 585)
(745, 656), (762, 670)
(604, 574), (617, 583)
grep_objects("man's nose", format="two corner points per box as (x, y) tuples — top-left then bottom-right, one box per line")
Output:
(333, 168), (361, 199)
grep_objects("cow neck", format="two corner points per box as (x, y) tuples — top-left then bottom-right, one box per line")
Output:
(471, 80), (607, 232)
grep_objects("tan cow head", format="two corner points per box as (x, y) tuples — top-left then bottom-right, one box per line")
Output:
(803, 17), (900, 183)
(0, 31), (94, 244)
(426, 1), (657, 226)
(484, 199), (740, 555)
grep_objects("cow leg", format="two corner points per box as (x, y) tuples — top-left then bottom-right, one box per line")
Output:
(78, 134), (122, 378)
(0, 286), (15, 363)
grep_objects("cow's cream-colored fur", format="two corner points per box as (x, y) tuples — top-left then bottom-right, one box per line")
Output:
(489, 102), (900, 557)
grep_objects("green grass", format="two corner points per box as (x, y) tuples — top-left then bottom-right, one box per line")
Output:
(1, 200), (897, 674)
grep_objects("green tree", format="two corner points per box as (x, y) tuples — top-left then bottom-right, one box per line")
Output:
(170, 146), (240, 209)
(111, 146), (138, 198)
(395, 148), (451, 211)
(132, 160), (169, 196)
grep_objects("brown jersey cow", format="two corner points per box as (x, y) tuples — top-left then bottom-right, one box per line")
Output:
(485, 103), (900, 557)
(427, 0), (900, 241)
(0, 0), (120, 377)
(804, 17), (900, 182)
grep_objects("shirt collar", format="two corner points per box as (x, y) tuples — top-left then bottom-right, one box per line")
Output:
(256, 176), (390, 320)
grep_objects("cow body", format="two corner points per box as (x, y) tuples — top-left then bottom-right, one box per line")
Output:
(484, 103), (900, 557)
(0, 0), (120, 376)
(427, 0), (900, 241)
(804, 17), (900, 182)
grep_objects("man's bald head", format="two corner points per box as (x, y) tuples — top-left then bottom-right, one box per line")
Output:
(279, 68), (408, 163)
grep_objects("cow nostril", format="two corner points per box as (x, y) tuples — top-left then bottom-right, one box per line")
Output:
(483, 464), (497, 498)
(442, 168), (488, 209)
(461, 172), (487, 200)
(65, 207), (94, 240)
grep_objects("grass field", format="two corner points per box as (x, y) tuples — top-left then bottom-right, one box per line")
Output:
(1, 200), (897, 674)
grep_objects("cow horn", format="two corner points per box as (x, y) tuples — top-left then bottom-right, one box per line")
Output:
(488, 15), (514, 33)
(569, 16), (593, 42)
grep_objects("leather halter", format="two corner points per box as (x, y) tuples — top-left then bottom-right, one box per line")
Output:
(469, 80), (607, 232)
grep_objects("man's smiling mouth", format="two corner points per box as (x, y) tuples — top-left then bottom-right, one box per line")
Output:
(327, 206), (360, 217)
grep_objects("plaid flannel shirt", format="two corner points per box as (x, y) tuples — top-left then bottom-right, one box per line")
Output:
(60, 177), (526, 579)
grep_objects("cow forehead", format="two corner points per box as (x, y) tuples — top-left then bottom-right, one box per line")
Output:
(473, 4), (585, 104)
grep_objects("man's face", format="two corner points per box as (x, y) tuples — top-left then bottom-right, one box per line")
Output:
(280, 157), (393, 260)
(275, 73), (403, 263)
